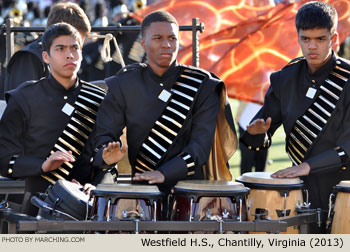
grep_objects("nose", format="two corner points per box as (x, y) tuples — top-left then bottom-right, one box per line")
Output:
(308, 39), (317, 50)
(161, 39), (171, 48)
(66, 49), (74, 59)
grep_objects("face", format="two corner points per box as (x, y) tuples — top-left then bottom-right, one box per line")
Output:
(42, 35), (82, 86)
(298, 28), (337, 73)
(141, 22), (179, 76)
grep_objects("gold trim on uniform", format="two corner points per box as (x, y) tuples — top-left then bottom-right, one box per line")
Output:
(41, 175), (56, 184)
(58, 137), (81, 155)
(155, 121), (177, 136)
(290, 133), (307, 152)
(325, 79), (343, 91)
(187, 171), (195, 176)
(75, 110), (96, 124)
(51, 171), (65, 180)
(135, 159), (153, 171)
(161, 115), (182, 128)
(67, 123), (89, 140)
(151, 129), (172, 144)
(320, 86), (339, 100)
(335, 65), (350, 75)
(58, 167), (70, 175)
(71, 117), (92, 132)
(287, 146), (302, 164)
(75, 101), (97, 116)
(294, 126), (312, 145)
(288, 140), (305, 158)
(63, 130), (85, 147)
(78, 95), (100, 107)
(135, 166), (147, 173)
(180, 74), (202, 83)
(331, 71), (348, 82)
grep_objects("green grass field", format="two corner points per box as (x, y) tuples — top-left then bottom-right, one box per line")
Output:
(228, 99), (291, 179)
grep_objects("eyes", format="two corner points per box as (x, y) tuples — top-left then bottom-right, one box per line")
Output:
(300, 37), (327, 42)
(55, 45), (80, 52)
(152, 36), (177, 41)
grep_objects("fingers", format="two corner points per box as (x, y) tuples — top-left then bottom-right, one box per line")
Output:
(133, 171), (165, 184)
(49, 151), (75, 162)
(71, 179), (81, 185)
(246, 117), (271, 135)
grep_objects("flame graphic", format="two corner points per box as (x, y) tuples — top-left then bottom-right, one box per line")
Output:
(133, 0), (350, 103)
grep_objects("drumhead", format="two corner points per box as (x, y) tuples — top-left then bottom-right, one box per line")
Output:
(174, 180), (247, 191)
(172, 180), (249, 199)
(334, 180), (350, 193)
(91, 183), (162, 199)
(236, 172), (303, 185)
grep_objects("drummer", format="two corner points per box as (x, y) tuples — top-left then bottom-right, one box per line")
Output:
(91, 11), (235, 205)
(0, 23), (120, 216)
(240, 1), (350, 233)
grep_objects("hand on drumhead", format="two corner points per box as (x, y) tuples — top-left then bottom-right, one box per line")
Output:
(271, 162), (311, 178)
(133, 171), (165, 184)
(246, 117), (272, 135)
(42, 151), (75, 173)
(102, 141), (128, 165)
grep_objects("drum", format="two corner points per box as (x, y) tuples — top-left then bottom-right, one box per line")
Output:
(169, 180), (250, 228)
(331, 180), (350, 234)
(236, 172), (304, 234)
(90, 184), (162, 222)
(40, 180), (92, 221)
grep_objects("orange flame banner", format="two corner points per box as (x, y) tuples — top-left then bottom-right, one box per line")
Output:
(133, 0), (350, 103)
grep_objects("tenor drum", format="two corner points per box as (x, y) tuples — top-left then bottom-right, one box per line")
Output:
(90, 184), (162, 222)
(331, 180), (350, 234)
(236, 172), (303, 234)
(41, 180), (92, 221)
(169, 180), (249, 227)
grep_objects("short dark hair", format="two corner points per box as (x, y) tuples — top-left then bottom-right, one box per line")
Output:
(46, 2), (91, 36)
(42, 22), (82, 55)
(295, 1), (338, 35)
(140, 11), (178, 37)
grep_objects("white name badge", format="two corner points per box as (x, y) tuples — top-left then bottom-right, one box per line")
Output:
(62, 103), (75, 116)
(306, 87), (317, 99)
(158, 89), (171, 102)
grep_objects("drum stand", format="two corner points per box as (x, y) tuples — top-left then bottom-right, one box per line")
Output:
(0, 207), (321, 234)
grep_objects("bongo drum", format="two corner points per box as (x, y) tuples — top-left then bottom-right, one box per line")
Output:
(169, 180), (249, 225)
(331, 180), (350, 234)
(90, 184), (162, 222)
(236, 172), (303, 234)
(41, 180), (92, 221)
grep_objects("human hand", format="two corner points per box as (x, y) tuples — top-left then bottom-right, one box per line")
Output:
(246, 117), (272, 135)
(42, 151), (75, 173)
(133, 170), (165, 184)
(72, 179), (96, 195)
(271, 162), (311, 178)
(102, 141), (128, 165)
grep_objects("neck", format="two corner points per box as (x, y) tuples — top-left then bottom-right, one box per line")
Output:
(52, 73), (77, 90)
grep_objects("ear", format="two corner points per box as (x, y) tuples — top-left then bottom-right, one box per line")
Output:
(42, 51), (50, 64)
(141, 37), (145, 50)
(332, 32), (338, 45)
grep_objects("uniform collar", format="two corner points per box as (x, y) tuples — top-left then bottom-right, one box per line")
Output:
(47, 73), (80, 93)
(305, 51), (336, 86)
(146, 61), (179, 83)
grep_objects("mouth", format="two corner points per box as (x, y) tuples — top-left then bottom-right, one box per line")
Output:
(64, 63), (77, 67)
(160, 53), (173, 58)
(308, 54), (318, 59)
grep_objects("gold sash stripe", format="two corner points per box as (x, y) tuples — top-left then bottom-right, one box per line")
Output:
(41, 82), (105, 184)
(134, 68), (206, 172)
(287, 60), (349, 165)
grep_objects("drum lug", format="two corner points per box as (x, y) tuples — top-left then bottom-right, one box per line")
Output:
(222, 209), (229, 219)
(326, 193), (335, 231)
(206, 209), (212, 219)
(122, 209), (128, 218)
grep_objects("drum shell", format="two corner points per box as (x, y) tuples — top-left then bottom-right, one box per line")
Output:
(90, 184), (163, 222)
(331, 181), (350, 234)
(236, 172), (304, 234)
(169, 180), (250, 225)
(42, 180), (91, 221)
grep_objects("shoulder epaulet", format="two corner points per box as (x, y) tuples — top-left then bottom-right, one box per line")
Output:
(116, 63), (146, 75)
(282, 57), (305, 69)
(335, 57), (350, 72)
(179, 64), (210, 78)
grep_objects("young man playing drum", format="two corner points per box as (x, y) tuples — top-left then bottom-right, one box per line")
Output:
(240, 1), (350, 233)
(0, 23), (121, 216)
(91, 11), (236, 214)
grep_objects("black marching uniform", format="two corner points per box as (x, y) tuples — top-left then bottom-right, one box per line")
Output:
(240, 52), (350, 215)
(92, 62), (222, 191)
(2, 37), (49, 96)
(0, 74), (108, 215)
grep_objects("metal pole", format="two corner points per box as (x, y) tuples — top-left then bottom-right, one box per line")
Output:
(5, 19), (14, 67)
(192, 18), (200, 67)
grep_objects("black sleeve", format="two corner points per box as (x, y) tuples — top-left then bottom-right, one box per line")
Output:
(0, 92), (44, 178)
